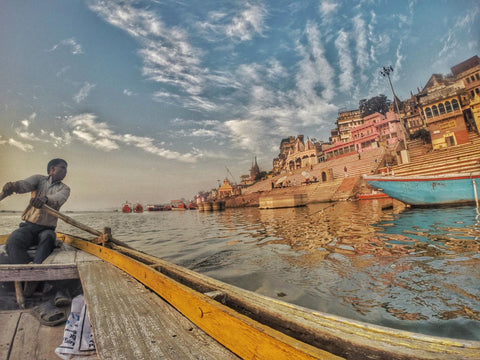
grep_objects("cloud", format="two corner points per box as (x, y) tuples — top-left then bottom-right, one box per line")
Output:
(88, 0), (206, 99)
(123, 89), (135, 96)
(319, 0), (339, 17)
(352, 14), (369, 81)
(73, 82), (96, 103)
(295, 22), (335, 102)
(8, 138), (34, 152)
(66, 113), (200, 162)
(225, 3), (267, 41)
(334, 30), (354, 93)
(49, 38), (83, 55)
(198, 3), (267, 42)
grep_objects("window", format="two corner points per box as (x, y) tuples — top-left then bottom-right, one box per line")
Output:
(432, 105), (439, 116)
(472, 75), (476, 82)
(476, 73), (480, 81)
(438, 103), (446, 114)
(425, 107), (432, 118)
(445, 101), (452, 112)
(467, 78), (471, 84)
(452, 99), (460, 111)
(476, 88), (479, 94)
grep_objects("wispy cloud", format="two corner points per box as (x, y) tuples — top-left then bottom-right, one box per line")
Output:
(67, 113), (200, 162)
(48, 38), (83, 55)
(73, 82), (96, 103)
(335, 30), (354, 93)
(225, 3), (267, 41)
(352, 14), (369, 82)
(8, 138), (34, 152)
(198, 3), (267, 42)
(88, 0), (206, 100)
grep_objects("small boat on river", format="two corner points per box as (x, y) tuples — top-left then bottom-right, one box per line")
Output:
(121, 202), (132, 213)
(133, 203), (143, 213)
(365, 172), (480, 206)
(1, 203), (480, 359)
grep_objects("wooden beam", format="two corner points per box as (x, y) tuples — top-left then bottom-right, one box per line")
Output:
(63, 234), (342, 360)
(0, 264), (78, 281)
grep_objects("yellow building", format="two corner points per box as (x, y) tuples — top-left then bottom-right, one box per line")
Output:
(218, 178), (234, 198)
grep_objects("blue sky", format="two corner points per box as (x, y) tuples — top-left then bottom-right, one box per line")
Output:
(1, 0), (479, 211)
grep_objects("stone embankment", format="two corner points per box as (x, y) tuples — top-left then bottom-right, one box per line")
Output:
(225, 131), (480, 209)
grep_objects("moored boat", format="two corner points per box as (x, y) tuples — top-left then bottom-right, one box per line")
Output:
(133, 203), (143, 213)
(146, 204), (163, 211)
(121, 202), (132, 213)
(365, 172), (480, 206)
(357, 190), (390, 200)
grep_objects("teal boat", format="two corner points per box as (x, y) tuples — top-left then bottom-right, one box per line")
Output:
(365, 172), (480, 206)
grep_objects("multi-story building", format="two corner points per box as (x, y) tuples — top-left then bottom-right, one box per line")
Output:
(419, 73), (468, 150)
(336, 109), (364, 143)
(324, 111), (402, 160)
(402, 92), (427, 136)
(451, 55), (480, 132)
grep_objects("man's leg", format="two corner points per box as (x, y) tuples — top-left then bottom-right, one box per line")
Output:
(34, 229), (56, 264)
(5, 224), (35, 264)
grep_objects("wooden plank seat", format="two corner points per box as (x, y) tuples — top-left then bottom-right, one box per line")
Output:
(0, 238), (98, 308)
(78, 260), (239, 360)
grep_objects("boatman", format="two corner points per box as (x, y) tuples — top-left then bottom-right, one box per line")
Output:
(1, 158), (70, 265)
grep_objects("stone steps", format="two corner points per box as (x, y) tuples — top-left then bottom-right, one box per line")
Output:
(389, 131), (480, 176)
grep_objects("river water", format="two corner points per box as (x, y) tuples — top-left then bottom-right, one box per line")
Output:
(1, 200), (480, 341)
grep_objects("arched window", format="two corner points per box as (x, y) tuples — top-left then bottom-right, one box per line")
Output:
(472, 75), (476, 82)
(438, 103), (446, 114)
(425, 107), (432, 118)
(476, 73), (480, 80)
(452, 99), (460, 111)
(445, 101), (452, 112)
(476, 88), (480, 94)
(432, 105), (439, 116)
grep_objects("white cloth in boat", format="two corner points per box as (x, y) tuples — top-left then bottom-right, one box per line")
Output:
(55, 295), (96, 359)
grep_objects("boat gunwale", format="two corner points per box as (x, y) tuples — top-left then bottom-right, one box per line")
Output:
(365, 171), (480, 182)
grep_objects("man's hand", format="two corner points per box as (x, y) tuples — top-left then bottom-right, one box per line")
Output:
(2, 182), (18, 196)
(30, 196), (48, 209)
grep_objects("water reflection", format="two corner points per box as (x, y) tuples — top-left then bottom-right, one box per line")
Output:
(1, 202), (479, 340)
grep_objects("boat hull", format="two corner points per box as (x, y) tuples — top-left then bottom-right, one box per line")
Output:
(365, 172), (480, 206)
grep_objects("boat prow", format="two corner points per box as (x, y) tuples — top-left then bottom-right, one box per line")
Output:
(365, 172), (480, 206)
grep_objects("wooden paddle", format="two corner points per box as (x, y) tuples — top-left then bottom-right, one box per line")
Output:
(0, 191), (132, 249)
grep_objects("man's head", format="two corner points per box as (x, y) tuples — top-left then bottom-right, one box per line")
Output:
(47, 158), (68, 182)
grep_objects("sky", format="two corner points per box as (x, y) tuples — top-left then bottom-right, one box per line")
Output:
(1, 0), (479, 211)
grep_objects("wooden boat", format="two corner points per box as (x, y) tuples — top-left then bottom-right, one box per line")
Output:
(133, 203), (143, 213)
(357, 190), (390, 200)
(365, 172), (480, 206)
(121, 202), (132, 213)
(1, 205), (480, 359)
(146, 204), (164, 211)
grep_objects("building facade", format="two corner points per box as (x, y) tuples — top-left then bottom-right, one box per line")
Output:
(324, 111), (401, 160)
(272, 135), (321, 174)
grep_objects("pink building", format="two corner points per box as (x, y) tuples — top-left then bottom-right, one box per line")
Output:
(325, 111), (402, 160)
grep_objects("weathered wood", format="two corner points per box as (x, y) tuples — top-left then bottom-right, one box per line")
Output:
(14, 281), (25, 309)
(42, 205), (132, 248)
(78, 260), (239, 360)
(7, 311), (64, 360)
(0, 311), (21, 359)
(66, 235), (341, 360)
(0, 264), (79, 281)
(112, 244), (480, 360)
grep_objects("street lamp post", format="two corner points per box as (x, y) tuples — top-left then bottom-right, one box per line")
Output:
(380, 65), (408, 150)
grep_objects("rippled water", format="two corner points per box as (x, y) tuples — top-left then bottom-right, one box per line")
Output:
(1, 201), (479, 340)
